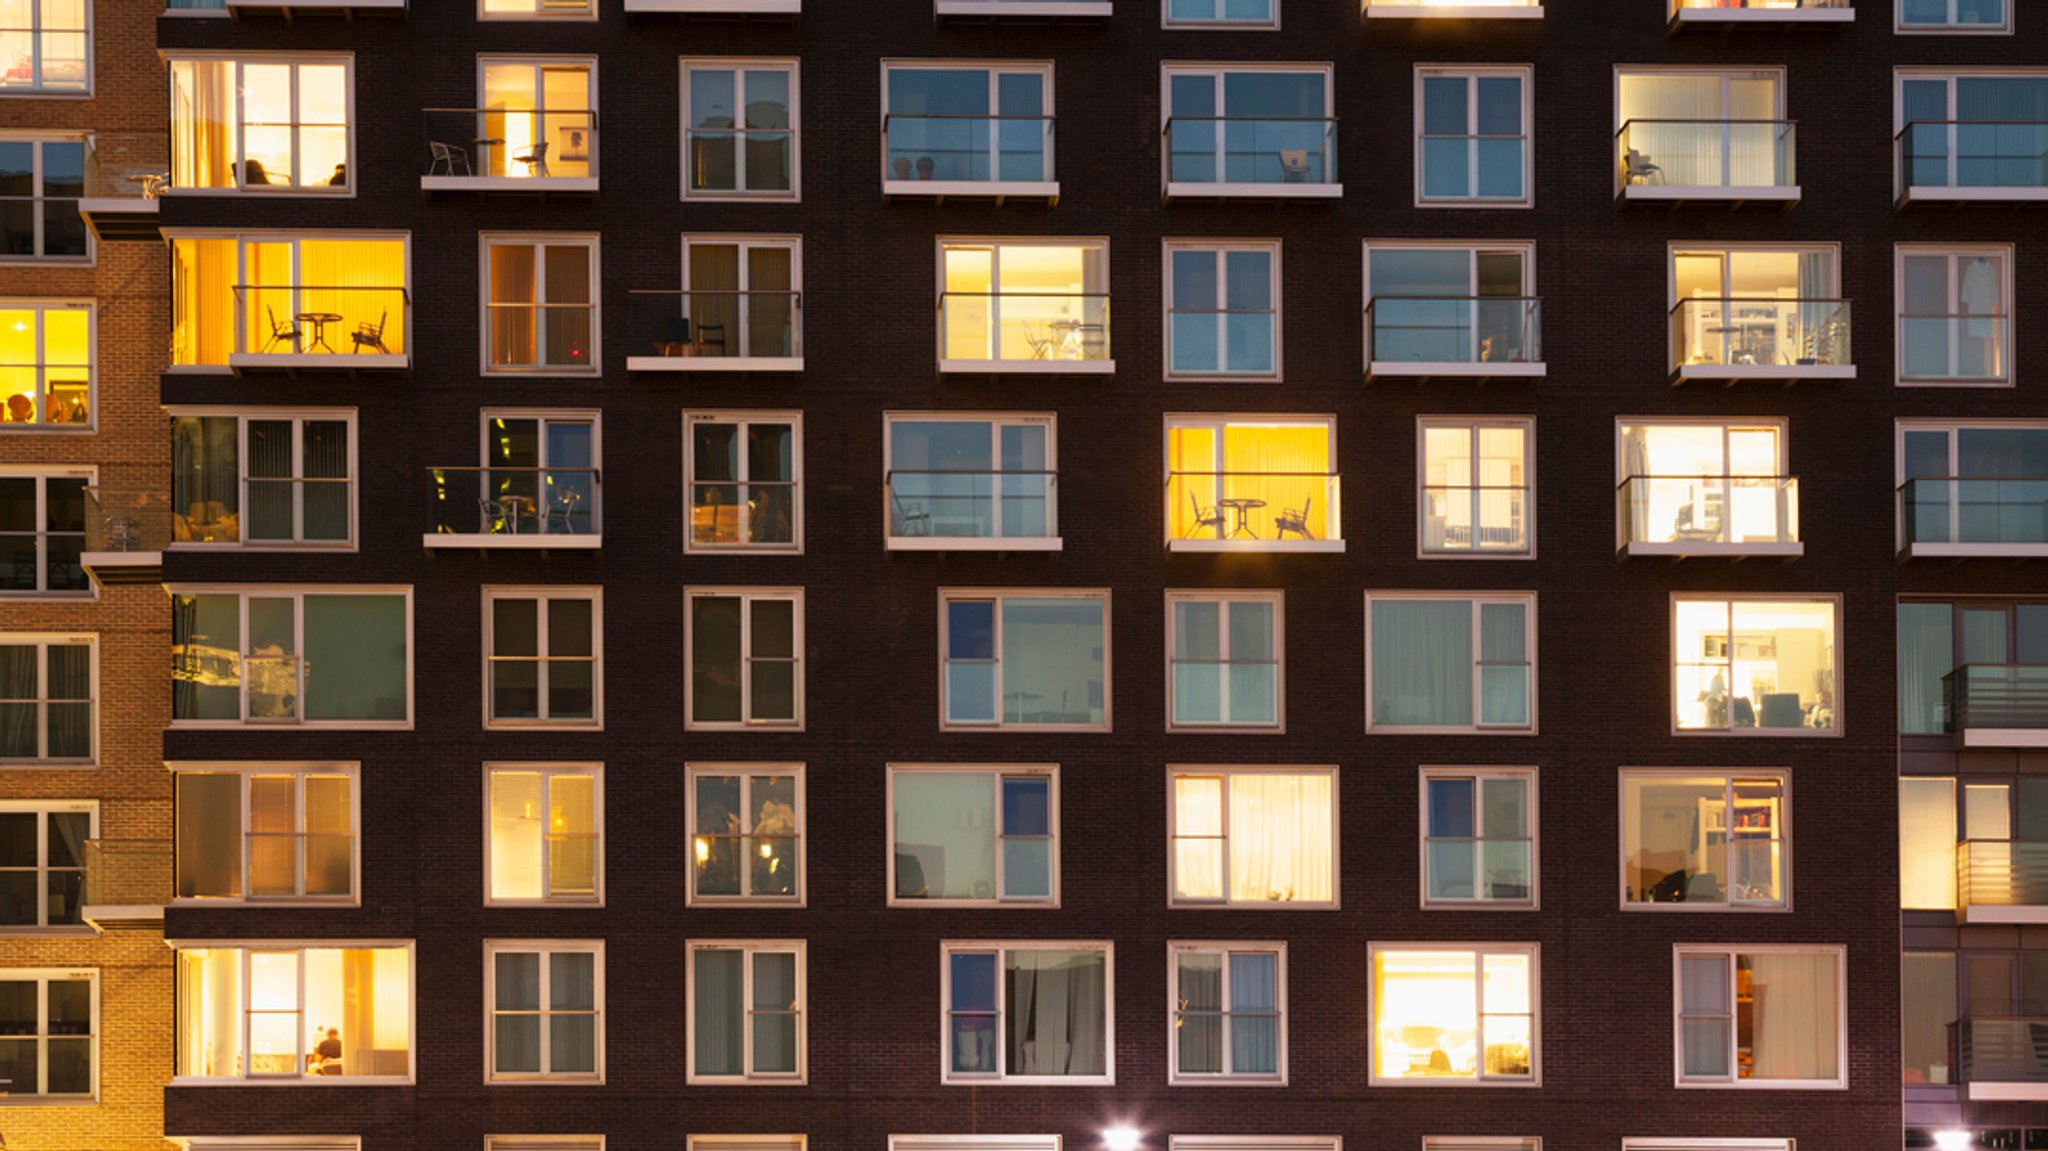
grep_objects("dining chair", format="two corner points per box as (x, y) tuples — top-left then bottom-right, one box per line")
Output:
(514, 141), (551, 178)
(428, 141), (472, 177)
(1188, 491), (1223, 538)
(351, 310), (391, 355)
(1274, 495), (1314, 540)
(543, 489), (584, 534)
(261, 306), (302, 353)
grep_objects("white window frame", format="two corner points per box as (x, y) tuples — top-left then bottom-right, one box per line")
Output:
(1619, 768), (1790, 912)
(1622, 1142), (1788, 1151)
(479, 233), (600, 375)
(685, 762), (806, 907)
(0, 299), (93, 430)
(167, 585), (415, 731)
(883, 412), (1060, 551)
(166, 408), (359, 550)
(482, 587), (603, 730)
(0, 1), (89, 95)
(892, 1138), (1058, 1151)
(1671, 944), (1847, 1089)
(1666, 242), (1839, 314)
(939, 940), (1114, 1086)
(1422, 1140), (1541, 1151)
(0, 465), (92, 596)
(1164, 413), (1343, 552)
(1895, 0), (2011, 33)
(484, 940), (605, 1083)
(0, 801), (95, 931)
(165, 55), (356, 193)
(692, 1139), (801, 1151)
(1362, 242), (1538, 373)
(1667, 594), (1842, 738)
(1616, 69), (1789, 196)
(1160, 0), (1279, 28)
(483, 763), (604, 907)
(1162, 239), (1282, 380)
(886, 763), (1059, 908)
(684, 587), (805, 731)
(472, 408), (602, 537)
(934, 237), (1110, 372)
(1417, 416), (1535, 559)
(1166, 765), (1339, 909)
(0, 137), (89, 262)
(1414, 67), (1533, 208)
(171, 941), (417, 1085)
(0, 969), (96, 1100)
(164, 230), (411, 372)
(681, 60), (800, 201)
(1363, 591), (1538, 735)
(1419, 766), (1538, 910)
(1166, 941), (1288, 1085)
(1164, 590), (1284, 732)
(168, 761), (361, 907)
(881, 61), (1057, 194)
(678, 234), (804, 365)
(1158, 63), (1338, 197)
(685, 939), (808, 1085)
(937, 588), (1110, 732)
(1613, 417), (1794, 557)
(473, 56), (598, 178)
(0, 633), (95, 765)
(478, 0), (598, 19)
(1367, 942), (1541, 1087)
(1895, 243), (2014, 386)
(684, 409), (804, 554)
(1895, 418), (2048, 554)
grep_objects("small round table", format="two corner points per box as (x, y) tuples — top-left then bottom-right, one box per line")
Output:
(499, 495), (537, 534)
(1216, 497), (1267, 539)
(295, 312), (344, 353)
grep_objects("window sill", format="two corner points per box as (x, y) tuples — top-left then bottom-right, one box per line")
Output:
(1955, 727), (2048, 750)
(1623, 540), (1802, 560)
(1368, 361), (1544, 382)
(228, 352), (408, 373)
(1621, 184), (1799, 206)
(1902, 541), (2048, 559)
(1673, 363), (1852, 385)
(889, 536), (1063, 552)
(0, 926), (97, 939)
(169, 1076), (414, 1087)
(0, 1095), (98, 1106)
(421, 532), (601, 551)
(485, 721), (603, 732)
(1165, 181), (1342, 201)
(627, 355), (802, 373)
(168, 720), (413, 731)
(1671, 5), (1850, 27)
(1900, 186), (2047, 206)
(686, 1075), (809, 1087)
(170, 897), (360, 908)
(885, 179), (1059, 203)
(225, 0), (408, 10)
(1166, 723), (1285, 734)
(1364, 3), (1542, 17)
(1967, 1082), (2048, 1101)
(1170, 539), (1344, 554)
(624, 0), (800, 10)
(0, 760), (98, 770)
(158, 186), (356, 198)
(940, 359), (1112, 376)
(936, 0), (1111, 14)
(420, 175), (597, 195)
(943, 1075), (1112, 1087)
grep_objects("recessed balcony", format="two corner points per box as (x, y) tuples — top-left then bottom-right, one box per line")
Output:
(224, 285), (410, 373)
(421, 108), (597, 195)
(627, 290), (802, 373)
(1362, 0), (1543, 17)
(80, 839), (171, 930)
(1898, 477), (2048, 558)
(1618, 120), (1799, 205)
(935, 0), (1111, 18)
(80, 487), (169, 585)
(1164, 117), (1340, 201)
(938, 292), (1112, 375)
(1167, 471), (1343, 554)
(422, 466), (601, 551)
(1618, 474), (1802, 559)
(1365, 296), (1543, 382)
(1670, 298), (1852, 383)
(1953, 1016), (2048, 1099)
(1668, 0), (1851, 29)
(76, 134), (165, 242)
(1944, 665), (2048, 747)
(883, 114), (1058, 203)
(887, 469), (1061, 552)
(1899, 122), (2048, 206)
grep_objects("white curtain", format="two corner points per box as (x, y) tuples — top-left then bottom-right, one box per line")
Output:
(1007, 950), (1105, 1076)
(1228, 773), (1332, 903)
(1371, 600), (1472, 725)
(1748, 953), (1839, 1080)
(1173, 777), (1224, 900)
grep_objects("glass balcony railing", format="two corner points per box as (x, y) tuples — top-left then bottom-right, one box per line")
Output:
(1421, 485), (1529, 552)
(1617, 475), (1801, 550)
(1899, 121), (2048, 194)
(74, 132), (166, 243)
(1899, 477), (2048, 548)
(427, 466), (600, 540)
(1167, 471), (1339, 545)
(883, 114), (1054, 187)
(1365, 296), (1542, 370)
(83, 486), (171, 558)
(81, 839), (172, 926)
(1944, 665), (2048, 736)
(1165, 117), (1338, 189)
(1900, 314), (2010, 382)
(1670, 298), (1850, 373)
(422, 108), (596, 183)
(1953, 1017), (2048, 1085)
(939, 293), (1111, 369)
(226, 285), (411, 364)
(245, 832), (354, 900)
(691, 478), (799, 548)
(1958, 840), (2048, 914)
(629, 289), (802, 367)
(1617, 120), (1797, 193)
(887, 470), (1058, 545)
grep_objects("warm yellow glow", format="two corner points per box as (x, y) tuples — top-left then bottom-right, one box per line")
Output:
(1674, 599), (1835, 730)
(172, 59), (348, 189)
(1168, 422), (1334, 541)
(0, 305), (89, 426)
(1901, 777), (1958, 911)
(1373, 950), (1533, 1080)
(176, 235), (407, 364)
(695, 837), (712, 865)
(490, 770), (545, 900)
(482, 62), (593, 180)
(1173, 773), (1332, 903)
(941, 243), (1107, 362)
(178, 947), (411, 1079)
(1368, 0), (1540, 6)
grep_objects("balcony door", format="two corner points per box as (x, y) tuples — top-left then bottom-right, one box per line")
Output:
(479, 59), (595, 179)
(482, 414), (597, 535)
(1619, 422), (1785, 546)
(1900, 75), (2048, 190)
(686, 239), (797, 359)
(1672, 247), (1839, 369)
(1365, 246), (1530, 365)
(1617, 71), (1782, 188)
(885, 66), (1049, 184)
(1166, 69), (1331, 186)
(1899, 424), (2048, 546)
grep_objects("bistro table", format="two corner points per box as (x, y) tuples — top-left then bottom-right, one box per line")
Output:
(1216, 497), (1267, 539)
(499, 495), (538, 534)
(295, 311), (344, 353)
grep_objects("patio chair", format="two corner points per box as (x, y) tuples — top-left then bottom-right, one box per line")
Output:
(542, 489), (584, 534)
(1274, 495), (1315, 540)
(1624, 148), (1661, 186)
(351, 310), (391, 355)
(477, 497), (511, 535)
(261, 306), (302, 353)
(513, 140), (551, 178)
(428, 141), (472, 177)
(1187, 491), (1224, 538)
(893, 494), (931, 537)
(657, 316), (692, 357)
(1279, 150), (1310, 183)
(695, 322), (727, 357)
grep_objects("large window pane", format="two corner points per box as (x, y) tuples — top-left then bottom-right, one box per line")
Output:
(302, 595), (407, 721)
(1004, 949), (1106, 1077)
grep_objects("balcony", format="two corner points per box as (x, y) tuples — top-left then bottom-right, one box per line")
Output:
(423, 466), (601, 551)
(935, 0), (1111, 17)
(1898, 477), (2048, 558)
(1164, 117), (1340, 200)
(887, 469), (1060, 552)
(1957, 840), (2048, 925)
(80, 487), (169, 585)
(218, 0), (406, 13)
(939, 293), (1112, 375)
(80, 840), (171, 930)
(1365, 297), (1543, 381)
(883, 114), (1058, 202)
(76, 134), (165, 243)
(1670, 298), (1852, 383)
(1898, 122), (2048, 206)
(421, 108), (597, 195)
(626, 290), (802, 373)
(624, 0), (799, 11)
(1668, 0), (1851, 28)
(1617, 120), (1798, 205)
(1617, 475), (1801, 559)
(1167, 471), (1343, 553)
(1944, 665), (2048, 748)
(1954, 1017), (2048, 1099)
(1362, 0), (1543, 17)
(224, 285), (410, 373)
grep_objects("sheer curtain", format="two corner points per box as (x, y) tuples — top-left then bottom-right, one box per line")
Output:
(1223, 424), (1328, 538)
(1898, 603), (1953, 735)
(1618, 75), (1721, 187)
(1478, 603), (1529, 726)
(1008, 950), (1105, 1076)
(1748, 953), (1839, 1080)
(1173, 776), (1225, 900)
(1177, 954), (1223, 1073)
(0, 644), (39, 759)
(694, 950), (743, 1075)
(689, 244), (741, 358)
(171, 60), (235, 190)
(1372, 600), (1472, 725)
(749, 953), (798, 1073)
(1228, 772), (1332, 903)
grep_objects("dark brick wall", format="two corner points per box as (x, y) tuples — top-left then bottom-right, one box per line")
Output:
(152, 1), (2048, 1148)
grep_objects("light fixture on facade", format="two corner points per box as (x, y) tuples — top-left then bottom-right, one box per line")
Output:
(1103, 1127), (1140, 1151)
(1933, 1130), (1972, 1151)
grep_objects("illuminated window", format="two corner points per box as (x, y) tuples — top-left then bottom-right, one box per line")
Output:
(169, 588), (411, 727)
(1622, 771), (1786, 908)
(169, 233), (409, 366)
(1898, 245), (2011, 385)
(1163, 0), (1277, 27)
(1899, 777), (1957, 911)
(0, 2), (88, 93)
(1370, 944), (1537, 1084)
(1671, 596), (1837, 733)
(1898, 0), (2007, 30)
(174, 765), (356, 903)
(688, 764), (803, 905)
(0, 301), (89, 428)
(684, 61), (797, 198)
(1167, 591), (1280, 730)
(0, 802), (92, 929)
(688, 941), (805, 1083)
(1421, 419), (1531, 555)
(888, 765), (1055, 905)
(1618, 421), (1794, 553)
(175, 945), (413, 1081)
(1421, 768), (1534, 906)
(939, 240), (1109, 369)
(883, 63), (1054, 192)
(940, 590), (1106, 730)
(487, 941), (602, 1081)
(480, 0), (596, 16)
(942, 942), (1109, 1083)
(435, 411), (600, 540)
(885, 413), (1056, 548)
(1165, 241), (1279, 378)
(1367, 593), (1534, 732)
(1169, 943), (1284, 1083)
(1166, 416), (1339, 548)
(0, 139), (85, 258)
(474, 58), (595, 181)
(486, 764), (601, 905)
(0, 470), (88, 594)
(686, 588), (802, 729)
(1669, 244), (1845, 374)
(0, 635), (91, 764)
(1619, 72), (1792, 197)
(169, 57), (351, 191)
(485, 590), (600, 727)
(170, 411), (354, 547)
(686, 411), (800, 552)
(0, 971), (94, 1098)
(1416, 68), (1531, 205)
(483, 234), (597, 372)
(1169, 767), (1335, 907)
(1675, 946), (1843, 1087)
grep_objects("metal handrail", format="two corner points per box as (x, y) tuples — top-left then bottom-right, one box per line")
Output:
(1618, 117), (1795, 133)
(1668, 296), (1844, 313)
(422, 106), (598, 126)
(884, 112), (1055, 125)
(630, 289), (803, 305)
(427, 465), (601, 481)
(1618, 473), (1795, 487)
